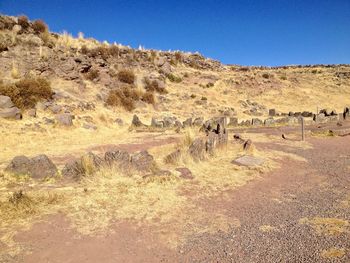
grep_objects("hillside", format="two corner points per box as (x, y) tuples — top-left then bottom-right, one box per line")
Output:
(1, 14), (350, 262)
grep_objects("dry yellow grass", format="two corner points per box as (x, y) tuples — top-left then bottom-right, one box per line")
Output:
(321, 248), (346, 259)
(299, 217), (350, 236)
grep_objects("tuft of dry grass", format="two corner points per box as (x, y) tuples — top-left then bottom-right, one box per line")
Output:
(299, 217), (349, 236)
(321, 248), (346, 259)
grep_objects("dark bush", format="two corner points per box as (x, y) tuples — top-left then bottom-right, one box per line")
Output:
(141, 91), (155, 104)
(262, 73), (270, 79)
(117, 69), (135, 84)
(0, 77), (53, 109)
(85, 69), (99, 81)
(17, 15), (29, 29)
(106, 85), (139, 111)
(32, 19), (48, 34)
(81, 45), (89, 55)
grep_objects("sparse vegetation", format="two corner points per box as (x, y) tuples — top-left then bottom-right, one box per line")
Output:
(0, 77), (53, 109)
(117, 69), (135, 84)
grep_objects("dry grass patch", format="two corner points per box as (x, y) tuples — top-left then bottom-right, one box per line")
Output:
(299, 217), (350, 236)
(321, 248), (346, 259)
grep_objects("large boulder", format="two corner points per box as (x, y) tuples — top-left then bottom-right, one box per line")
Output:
(183, 118), (192, 128)
(6, 154), (57, 179)
(131, 151), (155, 172)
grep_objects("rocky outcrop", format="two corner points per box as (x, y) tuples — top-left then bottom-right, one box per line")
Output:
(6, 154), (57, 179)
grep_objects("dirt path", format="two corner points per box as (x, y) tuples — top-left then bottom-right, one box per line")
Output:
(4, 132), (350, 262)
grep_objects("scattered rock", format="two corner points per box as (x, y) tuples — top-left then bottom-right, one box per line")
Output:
(56, 113), (74, 126)
(232, 155), (264, 167)
(175, 167), (193, 179)
(83, 123), (97, 130)
(0, 95), (14, 108)
(114, 118), (124, 126)
(0, 107), (22, 119)
(131, 151), (154, 172)
(193, 117), (204, 126)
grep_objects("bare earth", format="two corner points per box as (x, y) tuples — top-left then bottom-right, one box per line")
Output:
(3, 129), (349, 263)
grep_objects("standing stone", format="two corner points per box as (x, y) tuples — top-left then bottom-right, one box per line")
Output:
(269, 109), (276, 117)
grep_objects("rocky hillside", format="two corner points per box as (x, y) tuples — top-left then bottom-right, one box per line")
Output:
(1, 14), (350, 124)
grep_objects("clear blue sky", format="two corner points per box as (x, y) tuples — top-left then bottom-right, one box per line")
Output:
(1, 0), (349, 66)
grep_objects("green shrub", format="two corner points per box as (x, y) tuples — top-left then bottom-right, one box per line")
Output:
(0, 77), (53, 109)
(117, 69), (135, 84)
